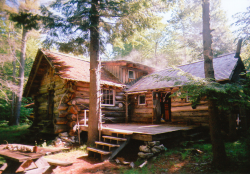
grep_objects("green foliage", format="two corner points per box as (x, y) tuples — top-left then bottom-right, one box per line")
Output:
(41, 0), (173, 56)
(0, 124), (30, 144)
(234, 6), (250, 45)
(0, 97), (32, 123)
(171, 72), (250, 111)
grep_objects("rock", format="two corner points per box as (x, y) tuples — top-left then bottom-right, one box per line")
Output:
(138, 152), (154, 159)
(154, 144), (166, 151)
(151, 147), (161, 154)
(129, 162), (134, 168)
(59, 132), (69, 137)
(148, 141), (160, 147)
(139, 145), (151, 153)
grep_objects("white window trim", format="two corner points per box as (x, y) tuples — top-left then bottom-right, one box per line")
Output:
(101, 88), (115, 106)
(138, 94), (146, 105)
(128, 70), (135, 79)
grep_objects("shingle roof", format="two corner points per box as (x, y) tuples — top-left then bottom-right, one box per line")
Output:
(24, 49), (124, 97)
(127, 53), (239, 92)
(42, 50), (123, 86)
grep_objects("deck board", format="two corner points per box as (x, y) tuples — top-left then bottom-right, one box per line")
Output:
(80, 123), (197, 141)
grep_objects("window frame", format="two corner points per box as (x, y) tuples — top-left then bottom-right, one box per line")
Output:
(101, 88), (115, 106)
(128, 70), (135, 79)
(138, 94), (146, 105)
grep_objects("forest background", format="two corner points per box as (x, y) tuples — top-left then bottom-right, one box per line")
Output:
(0, 0), (250, 123)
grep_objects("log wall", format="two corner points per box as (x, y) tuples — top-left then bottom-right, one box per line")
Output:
(128, 92), (154, 123)
(102, 65), (147, 84)
(34, 71), (126, 135)
(128, 88), (209, 125)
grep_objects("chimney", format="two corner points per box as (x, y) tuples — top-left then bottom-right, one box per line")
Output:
(235, 39), (243, 58)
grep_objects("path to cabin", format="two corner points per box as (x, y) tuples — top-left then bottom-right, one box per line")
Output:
(80, 123), (197, 141)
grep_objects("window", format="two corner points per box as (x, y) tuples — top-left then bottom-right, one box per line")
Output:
(128, 70), (134, 79)
(139, 95), (146, 105)
(101, 89), (115, 106)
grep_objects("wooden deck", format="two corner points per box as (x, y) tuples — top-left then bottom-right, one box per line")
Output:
(80, 123), (197, 141)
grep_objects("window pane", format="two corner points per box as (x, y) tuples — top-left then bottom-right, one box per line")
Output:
(129, 71), (134, 79)
(139, 95), (145, 104)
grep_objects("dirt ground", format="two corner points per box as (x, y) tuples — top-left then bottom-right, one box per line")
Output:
(45, 152), (123, 174)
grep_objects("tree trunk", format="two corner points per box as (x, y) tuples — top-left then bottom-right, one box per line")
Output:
(9, 22), (16, 125)
(87, 0), (100, 146)
(14, 27), (28, 125)
(202, 0), (227, 167)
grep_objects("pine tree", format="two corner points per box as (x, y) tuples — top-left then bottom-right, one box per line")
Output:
(202, 0), (227, 167)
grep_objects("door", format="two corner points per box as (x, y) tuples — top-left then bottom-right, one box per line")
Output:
(163, 93), (171, 121)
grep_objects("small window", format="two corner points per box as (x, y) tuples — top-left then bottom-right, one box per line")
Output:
(101, 89), (115, 106)
(139, 95), (146, 105)
(128, 70), (134, 79)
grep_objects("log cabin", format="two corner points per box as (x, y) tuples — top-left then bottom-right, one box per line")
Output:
(125, 53), (246, 127)
(23, 49), (154, 135)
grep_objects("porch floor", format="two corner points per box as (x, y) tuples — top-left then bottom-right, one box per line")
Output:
(80, 123), (198, 141)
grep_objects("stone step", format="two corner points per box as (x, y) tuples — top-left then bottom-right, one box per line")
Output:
(87, 147), (111, 155)
(95, 141), (120, 147)
(102, 136), (127, 141)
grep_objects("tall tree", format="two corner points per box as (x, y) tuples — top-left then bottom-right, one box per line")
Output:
(202, 0), (227, 167)
(9, 0), (40, 125)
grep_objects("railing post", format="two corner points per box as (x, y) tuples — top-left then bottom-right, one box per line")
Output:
(84, 110), (87, 126)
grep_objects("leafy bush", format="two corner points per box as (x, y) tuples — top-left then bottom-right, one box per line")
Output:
(0, 97), (32, 123)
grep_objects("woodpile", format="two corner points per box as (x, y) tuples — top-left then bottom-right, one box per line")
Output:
(138, 141), (166, 159)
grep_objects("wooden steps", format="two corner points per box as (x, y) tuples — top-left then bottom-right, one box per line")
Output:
(95, 141), (120, 147)
(102, 136), (127, 141)
(87, 147), (111, 155)
(87, 132), (131, 161)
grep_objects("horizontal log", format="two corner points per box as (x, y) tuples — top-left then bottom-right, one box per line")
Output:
(171, 116), (209, 123)
(116, 92), (125, 96)
(76, 86), (90, 92)
(101, 106), (124, 111)
(78, 112), (89, 118)
(102, 111), (125, 117)
(58, 110), (68, 118)
(54, 118), (68, 125)
(79, 119), (89, 125)
(38, 105), (47, 111)
(171, 105), (208, 112)
(57, 104), (68, 111)
(134, 108), (153, 114)
(68, 98), (89, 105)
(115, 95), (125, 101)
(39, 86), (48, 94)
(131, 117), (152, 123)
(54, 88), (67, 96)
(75, 81), (90, 88)
(54, 124), (69, 134)
(67, 121), (76, 128)
(67, 114), (77, 121)
(73, 91), (90, 98)
(36, 95), (48, 103)
(38, 110), (46, 115)
(171, 101), (208, 107)
(103, 117), (125, 123)
(54, 94), (68, 103)
(54, 83), (66, 91)
(133, 113), (153, 118)
(68, 106), (78, 114)
(171, 111), (209, 117)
